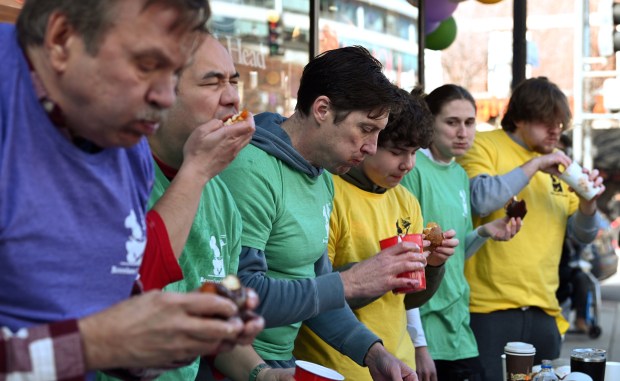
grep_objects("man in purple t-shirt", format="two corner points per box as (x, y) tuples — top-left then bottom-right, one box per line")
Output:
(0, 1), (262, 380)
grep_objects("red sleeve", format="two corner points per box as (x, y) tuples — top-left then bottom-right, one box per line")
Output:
(139, 210), (183, 291)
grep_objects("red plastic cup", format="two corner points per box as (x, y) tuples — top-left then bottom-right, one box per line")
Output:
(379, 233), (426, 294)
(294, 360), (344, 381)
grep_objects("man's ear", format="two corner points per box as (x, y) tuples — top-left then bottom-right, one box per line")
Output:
(311, 96), (332, 124)
(514, 120), (526, 130)
(45, 12), (76, 73)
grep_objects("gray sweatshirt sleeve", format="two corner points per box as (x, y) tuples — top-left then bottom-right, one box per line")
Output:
(404, 265), (445, 310)
(469, 168), (530, 217)
(567, 210), (603, 245)
(465, 227), (489, 259)
(237, 246), (345, 328)
(303, 304), (381, 366)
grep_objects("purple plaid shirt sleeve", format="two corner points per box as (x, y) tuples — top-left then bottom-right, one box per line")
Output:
(0, 319), (86, 381)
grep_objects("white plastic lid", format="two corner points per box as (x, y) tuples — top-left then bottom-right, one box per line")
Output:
(504, 341), (536, 355)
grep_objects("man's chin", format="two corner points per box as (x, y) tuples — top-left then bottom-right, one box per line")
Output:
(536, 145), (556, 155)
(330, 166), (353, 175)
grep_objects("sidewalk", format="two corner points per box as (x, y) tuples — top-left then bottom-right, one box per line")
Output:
(558, 270), (620, 363)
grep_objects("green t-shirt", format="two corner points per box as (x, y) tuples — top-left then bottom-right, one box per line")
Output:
(98, 162), (243, 381)
(219, 144), (334, 360)
(400, 151), (478, 360)
(150, 165), (242, 294)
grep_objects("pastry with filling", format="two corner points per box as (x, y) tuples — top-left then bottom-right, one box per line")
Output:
(423, 222), (443, 250)
(504, 196), (527, 219)
(224, 109), (249, 125)
(200, 274), (257, 321)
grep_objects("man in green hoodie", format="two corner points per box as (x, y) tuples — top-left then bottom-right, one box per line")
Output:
(219, 46), (440, 380)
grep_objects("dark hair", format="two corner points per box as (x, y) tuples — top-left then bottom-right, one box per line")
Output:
(501, 77), (571, 132)
(377, 87), (434, 149)
(425, 84), (477, 117)
(295, 45), (401, 124)
(17, 0), (211, 54)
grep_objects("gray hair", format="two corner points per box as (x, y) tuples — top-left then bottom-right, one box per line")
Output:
(17, 0), (211, 55)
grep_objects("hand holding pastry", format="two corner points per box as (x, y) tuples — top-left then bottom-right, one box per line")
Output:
(199, 275), (264, 347)
(423, 223), (458, 266)
(479, 216), (522, 242)
(199, 275), (259, 322)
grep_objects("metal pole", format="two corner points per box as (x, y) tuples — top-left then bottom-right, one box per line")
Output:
(309, 0), (319, 58)
(583, 0), (593, 169)
(512, 0), (527, 89)
(573, 0), (585, 164)
(418, 0), (425, 89)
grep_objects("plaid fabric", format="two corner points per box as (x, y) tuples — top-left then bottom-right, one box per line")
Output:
(0, 319), (85, 381)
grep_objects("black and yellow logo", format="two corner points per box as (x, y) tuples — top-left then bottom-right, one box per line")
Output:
(396, 218), (412, 236)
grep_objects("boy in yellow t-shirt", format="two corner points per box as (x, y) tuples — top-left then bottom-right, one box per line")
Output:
(294, 88), (458, 380)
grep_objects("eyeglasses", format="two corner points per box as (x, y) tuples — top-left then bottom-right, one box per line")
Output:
(532, 120), (564, 131)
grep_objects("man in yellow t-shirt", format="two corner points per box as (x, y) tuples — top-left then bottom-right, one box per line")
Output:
(457, 77), (606, 381)
(295, 88), (457, 380)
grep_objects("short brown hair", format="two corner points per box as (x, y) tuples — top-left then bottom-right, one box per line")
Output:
(501, 77), (571, 132)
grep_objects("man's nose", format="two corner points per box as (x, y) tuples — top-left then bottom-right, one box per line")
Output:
(146, 75), (177, 110)
(361, 140), (377, 156)
(222, 82), (240, 108)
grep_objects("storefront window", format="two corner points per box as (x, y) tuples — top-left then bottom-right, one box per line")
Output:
(209, 0), (419, 117)
(210, 0), (311, 116)
(318, 0), (419, 89)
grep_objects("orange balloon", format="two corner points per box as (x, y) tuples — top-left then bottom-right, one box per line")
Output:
(476, 0), (503, 4)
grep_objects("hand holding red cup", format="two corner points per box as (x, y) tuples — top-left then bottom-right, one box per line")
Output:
(379, 234), (426, 294)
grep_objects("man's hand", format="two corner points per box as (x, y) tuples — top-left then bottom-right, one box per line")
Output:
(182, 114), (255, 182)
(365, 343), (418, 381)
(151, 115), (256, 259)
(426, 229), (457, 267)
(414, 346), (437, 381)
(522, 150), (571, 178)
(79, 289), (264, 370)
(577, 167), (606, 215)
(221, 288), (264, 347)
(480, 216), (522, 241)
(340, 241), (426, 300)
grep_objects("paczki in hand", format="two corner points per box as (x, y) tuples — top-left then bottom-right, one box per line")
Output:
(504, 196), (527, 219)
(199, 275), (258, 321)
(423, 222), (443, 250)
(224, 110), (249, 125)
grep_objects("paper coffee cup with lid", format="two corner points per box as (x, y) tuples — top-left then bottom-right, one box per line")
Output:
(504, 342), (536, 381)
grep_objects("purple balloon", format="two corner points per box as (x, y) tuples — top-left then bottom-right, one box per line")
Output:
(425, 20), (440, 35)
(425, 0), (458, 22)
